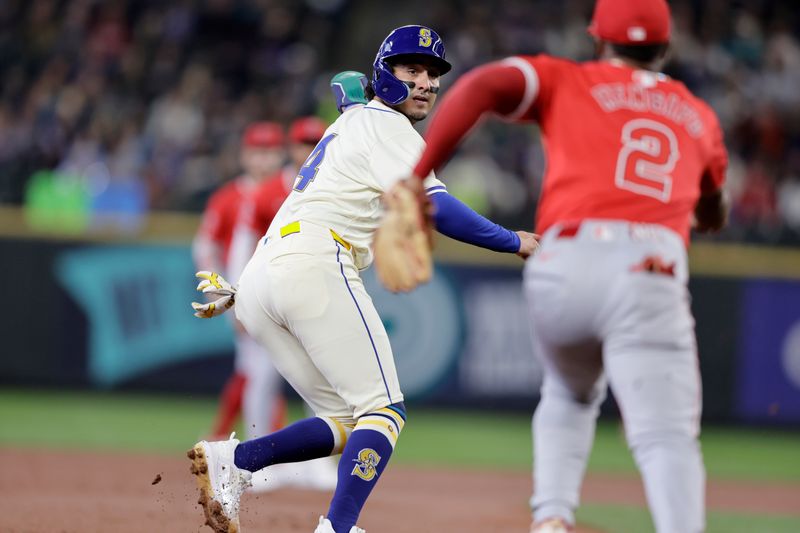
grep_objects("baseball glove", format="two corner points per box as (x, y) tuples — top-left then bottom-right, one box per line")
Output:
(373, 179), (433, 293)
(192, 271), (237, 318)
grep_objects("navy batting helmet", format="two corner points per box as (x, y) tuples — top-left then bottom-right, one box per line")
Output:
(372, 25), (452, 106)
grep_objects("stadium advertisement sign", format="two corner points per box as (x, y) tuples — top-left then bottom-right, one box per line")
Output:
(365, 265), (545, 402)
(55, 245), (234, 388)
(3, 237), (794, 423)
(52, 242), (542, 400)
(736, 280), (800, 423)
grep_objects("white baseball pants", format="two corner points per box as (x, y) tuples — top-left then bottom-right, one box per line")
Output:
(235, 221), (403, 423)
(524, 220), (705, 533)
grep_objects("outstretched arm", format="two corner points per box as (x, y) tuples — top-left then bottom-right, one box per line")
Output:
(429, 188), (537, 257)
(414, 59), (533, 179)
(415, 59), (538, 256)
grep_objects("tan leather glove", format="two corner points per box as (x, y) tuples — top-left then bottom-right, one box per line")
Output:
(373, 179), (434, 293)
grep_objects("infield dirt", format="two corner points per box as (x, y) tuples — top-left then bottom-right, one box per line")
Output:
(1, 448), (798, 532)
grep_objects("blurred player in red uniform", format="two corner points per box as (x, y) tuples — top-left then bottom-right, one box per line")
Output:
(226, 115), (340, 492)
(409, 1), (728, 532)
(229, 116), (329, 275)
(193, 121), (286, 441)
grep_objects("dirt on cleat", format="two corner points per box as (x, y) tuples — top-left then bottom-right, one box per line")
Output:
(187, 444), (240, 533)
(198, 488), (234, 532)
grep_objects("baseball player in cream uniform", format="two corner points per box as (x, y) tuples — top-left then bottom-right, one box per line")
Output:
(188, 25), (536, 533)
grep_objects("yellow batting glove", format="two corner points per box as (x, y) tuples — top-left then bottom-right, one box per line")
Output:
(192, 271), (237, 318)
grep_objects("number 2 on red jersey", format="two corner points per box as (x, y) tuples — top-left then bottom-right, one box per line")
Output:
(614, 118), (680, 203)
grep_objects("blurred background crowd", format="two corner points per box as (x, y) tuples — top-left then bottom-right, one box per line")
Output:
(1, 0), (799, 244)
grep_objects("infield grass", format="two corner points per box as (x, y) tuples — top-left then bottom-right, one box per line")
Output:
(576, 504), (800, 533)
(1, 388), (798, 482)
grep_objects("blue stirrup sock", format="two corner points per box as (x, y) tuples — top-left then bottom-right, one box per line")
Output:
(327, 403), (406, 533)
(233, 416), (352, 472)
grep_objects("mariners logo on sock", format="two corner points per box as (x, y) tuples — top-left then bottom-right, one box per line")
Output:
(351, 448), (381, 481)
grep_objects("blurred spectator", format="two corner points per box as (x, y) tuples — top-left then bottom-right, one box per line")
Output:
(778, 162), (800, 234)
(0, 0), (799, 244)
(734, 160), (780, 231)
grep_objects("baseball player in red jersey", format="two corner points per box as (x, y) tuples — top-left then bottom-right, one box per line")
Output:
(409, 1), (728, 532)
(193, 121), (286, 441)
(229, 117), (330, 277)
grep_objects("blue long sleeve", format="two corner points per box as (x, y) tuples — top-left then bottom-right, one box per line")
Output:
(428, 189), (520, 253)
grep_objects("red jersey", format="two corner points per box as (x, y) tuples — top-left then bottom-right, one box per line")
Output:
(241, 170), (293, 235)
(222, 170), (291, 283)
(196, 178), (253, 264)
(415, 56), (728, 244)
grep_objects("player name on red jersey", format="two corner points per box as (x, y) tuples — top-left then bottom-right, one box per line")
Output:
(590, 81), (704, 138)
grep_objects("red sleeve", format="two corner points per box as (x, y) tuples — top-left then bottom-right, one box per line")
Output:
(414, 55), (565, 178)
(413, 59), (529, 178)
(701, 113), (728, 195)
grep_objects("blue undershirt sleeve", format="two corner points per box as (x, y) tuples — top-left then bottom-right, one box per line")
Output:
(428, 188), (520, 253)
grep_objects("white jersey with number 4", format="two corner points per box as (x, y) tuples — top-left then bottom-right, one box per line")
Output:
(265, 99), (445, 270)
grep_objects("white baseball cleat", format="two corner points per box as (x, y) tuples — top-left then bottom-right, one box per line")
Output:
(188, 433), (252, 533)
(530, 517), (575, 533)
(314, 515), (365, 533)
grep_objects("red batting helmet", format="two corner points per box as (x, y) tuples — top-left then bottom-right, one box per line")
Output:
(242, 122), (284, 148)
(588, 0), (671, 45)
(289, 116), (327, 145)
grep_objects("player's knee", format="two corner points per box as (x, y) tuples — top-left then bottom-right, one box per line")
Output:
(625, 426), (698, 457)
(353, 402), (406, 449)
(573, 382), (606, 407)
(542, 373), (607, 407)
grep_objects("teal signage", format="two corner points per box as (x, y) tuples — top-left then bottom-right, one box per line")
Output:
(363, 268), (463, 399)
(55, 245), (234, 387)
(53, 243), (465, 400)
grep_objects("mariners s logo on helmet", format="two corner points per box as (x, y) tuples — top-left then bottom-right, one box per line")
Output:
(418, 28), (432, 47)
(351, 448), (382, 481)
